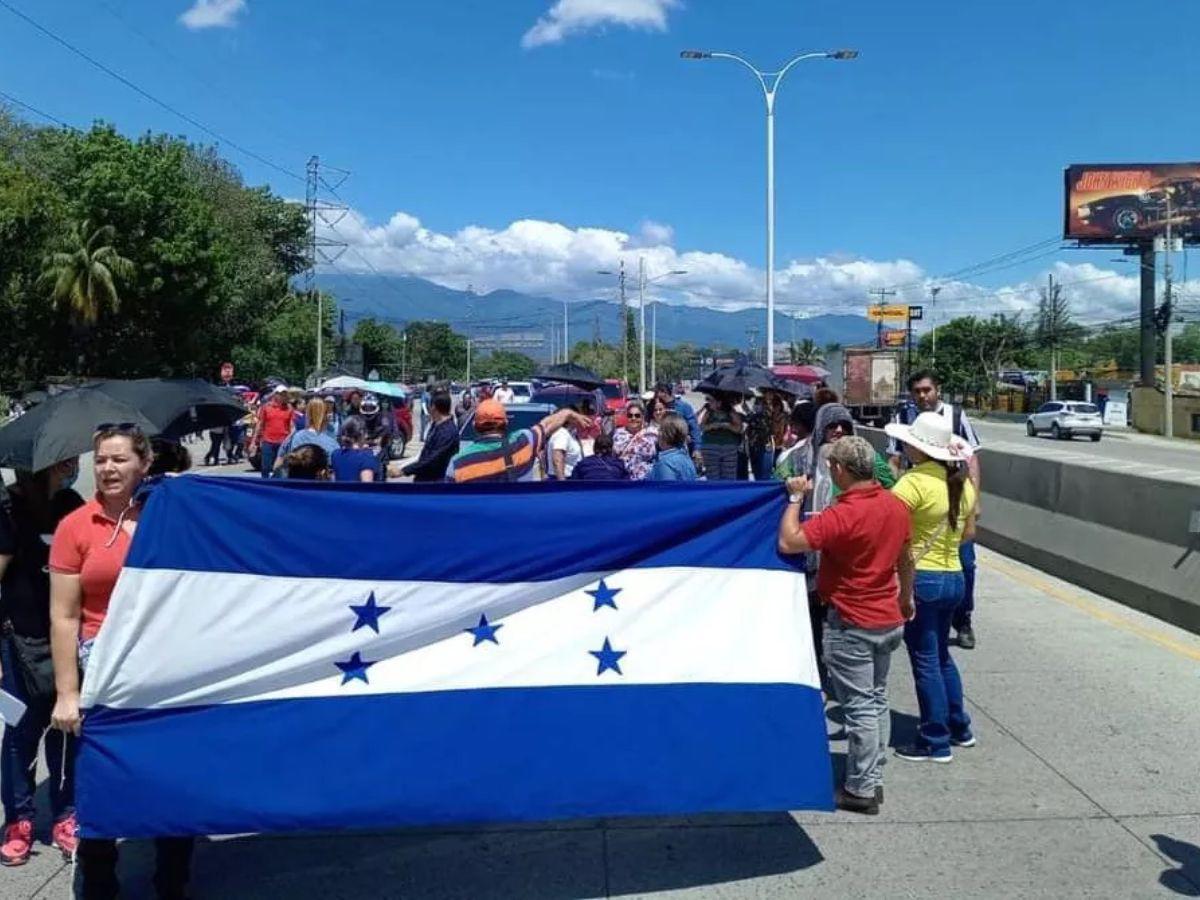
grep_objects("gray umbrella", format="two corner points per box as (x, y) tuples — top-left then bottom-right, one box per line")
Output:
(0, 379), (245, 471)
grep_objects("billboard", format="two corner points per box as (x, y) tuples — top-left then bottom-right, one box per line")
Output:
(1064, 163), (1200, 244)
(866, 304), (909, 322)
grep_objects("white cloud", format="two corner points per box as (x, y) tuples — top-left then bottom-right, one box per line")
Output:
(180, 0), (246, 30)
(522, 0), (680, 49)
(321, 207), (1178, 327)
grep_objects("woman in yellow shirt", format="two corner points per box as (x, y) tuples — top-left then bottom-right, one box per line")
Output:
(884, 412), (978, 763)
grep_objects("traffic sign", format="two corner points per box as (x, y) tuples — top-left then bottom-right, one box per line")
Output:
(866, 304), (909, 322)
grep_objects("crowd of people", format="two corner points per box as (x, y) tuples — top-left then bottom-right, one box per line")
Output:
(0, 366), (983, 895)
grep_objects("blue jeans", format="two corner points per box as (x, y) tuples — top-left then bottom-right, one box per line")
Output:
(750, 447), (775, 482)
(904, 571), (972, 754)
(259, 441), (282, 478)
(953, 540), (977, 630)
(0, 635), (74, 823)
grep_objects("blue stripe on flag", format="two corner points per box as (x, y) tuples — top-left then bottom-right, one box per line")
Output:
(130, 478), (801, 582)
(77, 683), (831, 838)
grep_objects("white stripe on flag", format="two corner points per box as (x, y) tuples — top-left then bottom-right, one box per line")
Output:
(83, 567), (815, 710)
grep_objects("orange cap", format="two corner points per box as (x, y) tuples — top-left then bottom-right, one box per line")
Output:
(474, 399), (508, 430)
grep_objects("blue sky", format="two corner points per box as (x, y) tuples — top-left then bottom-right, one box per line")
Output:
(3, 0), (1199, 325)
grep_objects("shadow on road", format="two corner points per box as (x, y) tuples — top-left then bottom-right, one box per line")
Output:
(108, 814), (823, 899)
(1152, 834), (1200, 896)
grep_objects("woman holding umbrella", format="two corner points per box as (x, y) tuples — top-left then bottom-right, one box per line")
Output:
(48, 425), (194, 899)
(698, 393), (743, 481)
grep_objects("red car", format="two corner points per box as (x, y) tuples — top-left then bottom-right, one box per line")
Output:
(602, 379), (630, 428)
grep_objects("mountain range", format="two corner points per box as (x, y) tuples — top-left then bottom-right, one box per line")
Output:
(317, 274), (877, 358)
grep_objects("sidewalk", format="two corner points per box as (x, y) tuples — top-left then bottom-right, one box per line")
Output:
(11, 547), (1200, 898)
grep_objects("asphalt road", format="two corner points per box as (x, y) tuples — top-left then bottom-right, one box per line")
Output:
(8, 546), (1200, 898)
(970, 418), (1200, 485)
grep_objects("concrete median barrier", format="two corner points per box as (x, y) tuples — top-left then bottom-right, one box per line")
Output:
(862, 428), (1200, 632)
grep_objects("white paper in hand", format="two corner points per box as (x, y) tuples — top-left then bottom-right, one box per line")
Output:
(0, 689), (27, 727)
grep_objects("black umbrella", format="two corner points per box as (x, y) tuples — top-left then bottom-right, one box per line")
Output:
(696, 363), (777, 397)
(0, 379), (246, 471)
(531, 362), (607, 390)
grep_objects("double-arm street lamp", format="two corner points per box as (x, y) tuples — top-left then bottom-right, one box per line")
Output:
(642, 264), (687, 390)
(681, 47), (858, 366)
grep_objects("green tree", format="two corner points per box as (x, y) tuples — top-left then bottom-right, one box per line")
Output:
(405, 321), (467, 380)
(1035, 280), (1084, 396)
(475, 350), (537, 380)
(37, 221), (134, 325)
(790, 338), (824, 365)
(353, 317), (405, 373)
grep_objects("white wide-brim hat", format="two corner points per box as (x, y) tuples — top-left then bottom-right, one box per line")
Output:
(884, 412), (974, 463)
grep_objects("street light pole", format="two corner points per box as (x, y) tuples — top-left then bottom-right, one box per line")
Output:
(638, 257), (647, 392)
(682, 48), (858, 367)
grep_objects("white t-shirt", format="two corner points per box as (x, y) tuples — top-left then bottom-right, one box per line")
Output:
(548, 429), (583, 478)
(493, 388), (515, 403)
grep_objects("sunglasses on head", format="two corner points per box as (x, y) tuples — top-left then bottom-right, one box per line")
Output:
(95, 422), (142, 434)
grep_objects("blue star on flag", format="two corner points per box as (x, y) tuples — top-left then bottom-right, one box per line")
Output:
(465, 614), (503, 646)
(585, 579), (621, 612)
(349, 591), (391, 634)
(590, 638), (626, 676)
(335, 651), (377, 685)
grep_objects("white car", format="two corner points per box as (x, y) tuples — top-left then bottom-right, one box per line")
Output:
(1026, 401), (1103, 442)
(507, 381), (533, 404)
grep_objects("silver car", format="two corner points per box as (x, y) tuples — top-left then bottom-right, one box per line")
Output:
(1026, 401), (1103, 442)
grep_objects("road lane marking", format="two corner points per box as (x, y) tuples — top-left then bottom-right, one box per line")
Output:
(981, 556), (1200, 663)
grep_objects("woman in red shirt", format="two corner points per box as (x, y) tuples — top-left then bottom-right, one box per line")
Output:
(251, 386), (295, 478)
(49, 425), (193, 900)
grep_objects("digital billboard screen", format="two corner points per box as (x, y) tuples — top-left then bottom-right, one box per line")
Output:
(1064, 163), (1200, 244)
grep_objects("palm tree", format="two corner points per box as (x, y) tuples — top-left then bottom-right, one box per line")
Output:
(38, 222), (135, 325)
(790, 338), (824, 366)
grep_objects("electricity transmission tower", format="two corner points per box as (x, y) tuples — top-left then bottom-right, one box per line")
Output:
(304, 156), (349, 377)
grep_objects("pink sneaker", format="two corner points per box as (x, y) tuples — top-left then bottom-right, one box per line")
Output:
(51, 814), (78, 860)
(0, 819), (34, 866)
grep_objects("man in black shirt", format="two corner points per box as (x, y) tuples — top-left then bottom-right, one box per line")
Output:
(403, 393), (460, 483)
(0, 459), (83, 866)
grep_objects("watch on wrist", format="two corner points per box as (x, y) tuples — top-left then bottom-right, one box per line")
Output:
(788, 493), (803, 505)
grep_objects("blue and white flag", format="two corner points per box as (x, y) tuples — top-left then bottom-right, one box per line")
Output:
(77, 477), (831, 838)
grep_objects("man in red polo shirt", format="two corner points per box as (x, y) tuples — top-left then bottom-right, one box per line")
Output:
(778, 435), (914, 816)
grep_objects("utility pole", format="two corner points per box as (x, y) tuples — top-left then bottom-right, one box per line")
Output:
(466, 339), (472, 383)
(1050, 273), (1057, 402)
(1163, 192), (1175, 438)
(563, 299), (570, 363)
(401, 330), (408, 384)
(929, 285), (942, 369)
(304, 156), (348, 382)
(869, 287), (897, 349)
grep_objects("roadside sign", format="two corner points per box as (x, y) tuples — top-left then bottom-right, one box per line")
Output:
(908, 305), (924, 320)
(883, 330), (907, 347)
(866, 304), (909, 322)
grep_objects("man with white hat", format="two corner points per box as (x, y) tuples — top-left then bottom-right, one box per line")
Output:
(887, 370), (981, 650)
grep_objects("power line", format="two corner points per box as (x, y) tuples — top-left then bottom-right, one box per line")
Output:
(0, 88), (76, 130)
(0, 0), (304, 183)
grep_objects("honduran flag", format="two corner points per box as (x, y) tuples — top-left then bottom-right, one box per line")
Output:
(77, 476), (831, 838)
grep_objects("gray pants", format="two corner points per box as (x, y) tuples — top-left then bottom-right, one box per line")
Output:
(823, 608), (903, 798)
(700, 443), (739, 480)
